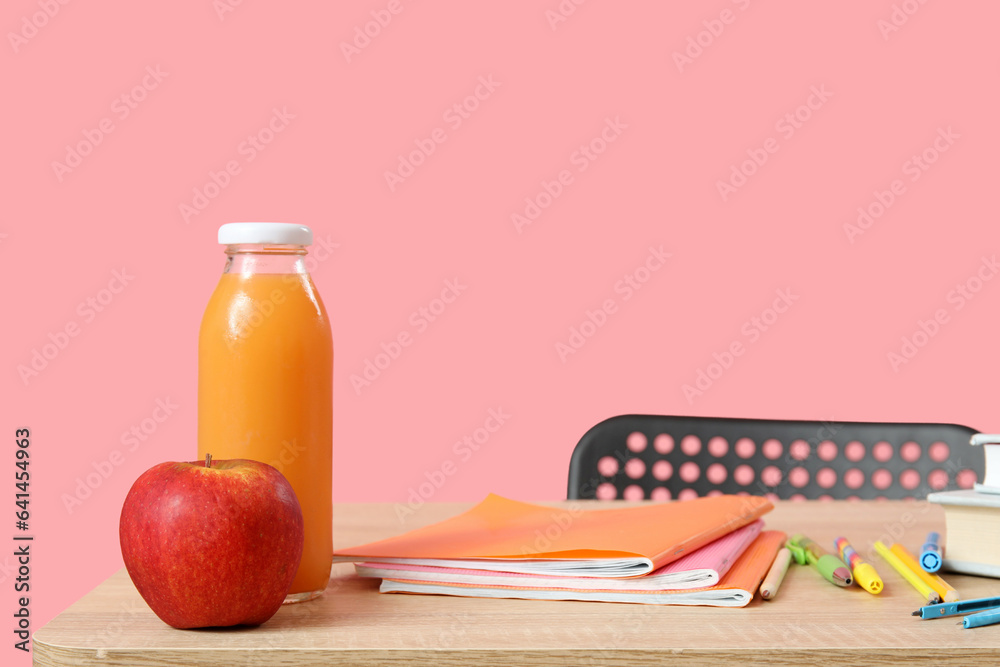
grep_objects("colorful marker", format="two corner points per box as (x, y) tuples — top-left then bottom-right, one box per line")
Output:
(920, 531), (942, 573)
(787, 534), (852, 587)
(834, 536), (882, 594)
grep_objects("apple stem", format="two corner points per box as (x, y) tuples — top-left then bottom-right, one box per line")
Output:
(205, 453), (212, 468)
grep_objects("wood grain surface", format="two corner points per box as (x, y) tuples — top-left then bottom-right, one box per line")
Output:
(32, 500), (1000, 666)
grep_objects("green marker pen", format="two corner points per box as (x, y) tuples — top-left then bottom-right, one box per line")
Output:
(787, 534), (853, 587)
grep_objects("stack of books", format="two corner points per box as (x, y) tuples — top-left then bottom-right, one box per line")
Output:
(926, 434), (1000, 578)
(334, 493), (785, 607)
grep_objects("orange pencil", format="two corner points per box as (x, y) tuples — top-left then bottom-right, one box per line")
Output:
(890, 543), (959, 603)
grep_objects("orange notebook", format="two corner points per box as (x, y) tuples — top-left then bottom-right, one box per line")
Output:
(334, 493), (773, 578)
(380, 530), (787, 607)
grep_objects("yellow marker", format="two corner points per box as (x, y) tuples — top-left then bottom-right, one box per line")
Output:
(834, 537), (882, 594)
(890, 543), (960, 603)
(874, 541), (940, 604)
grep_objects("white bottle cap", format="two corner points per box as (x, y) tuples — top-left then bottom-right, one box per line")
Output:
(218, 223), (313, 246)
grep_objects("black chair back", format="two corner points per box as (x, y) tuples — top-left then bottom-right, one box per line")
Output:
(568, 415), (981, 500)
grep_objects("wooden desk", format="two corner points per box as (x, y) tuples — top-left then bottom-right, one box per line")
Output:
(33, 501), (1000, 666)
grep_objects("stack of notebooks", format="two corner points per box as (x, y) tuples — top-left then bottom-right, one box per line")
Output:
(927, 433), (1000, 578)
(334, 493), (785, 607)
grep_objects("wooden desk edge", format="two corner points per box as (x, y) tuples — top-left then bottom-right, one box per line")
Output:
(32, 643), (1000, 667)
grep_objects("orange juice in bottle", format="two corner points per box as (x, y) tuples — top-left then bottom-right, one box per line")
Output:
(198, 223), (332, 602)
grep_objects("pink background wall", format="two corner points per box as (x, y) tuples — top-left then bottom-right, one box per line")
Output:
(3, 0), (999, 661)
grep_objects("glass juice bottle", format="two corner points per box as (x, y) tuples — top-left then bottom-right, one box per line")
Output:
(198, 223), (332, 602)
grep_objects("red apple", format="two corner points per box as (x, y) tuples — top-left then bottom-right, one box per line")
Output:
(119, 455), (304, 629)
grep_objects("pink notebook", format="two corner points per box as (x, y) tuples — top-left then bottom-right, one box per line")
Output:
(356, 519), (763, 591)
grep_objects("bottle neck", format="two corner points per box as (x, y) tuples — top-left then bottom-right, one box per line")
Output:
(223, 244), (309, 275)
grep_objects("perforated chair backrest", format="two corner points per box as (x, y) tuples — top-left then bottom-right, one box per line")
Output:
(567, 415), (982, 501)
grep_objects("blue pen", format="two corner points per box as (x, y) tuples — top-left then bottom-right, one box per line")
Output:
(963, 607), (1000, 629)
(920, 531), (942, 573)
(913, 596), (1000, 619)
